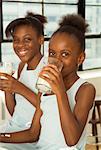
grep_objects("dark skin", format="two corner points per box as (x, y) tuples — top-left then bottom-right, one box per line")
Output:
(0, 93), (42, 143)
(0, 25), (44, 115)
(39, 32), (96, 145)
(0, 32), (95, 145)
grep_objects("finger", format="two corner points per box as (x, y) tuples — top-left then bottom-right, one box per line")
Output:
(0, 79), (12, 91)
(0, 73), (12, 79)
(39, 71), (56, 86)
(39, 74), (55, 92)
(0, 79), (10, 85)
(0, 86), (11, 92)
(40, 67), (57, 77)
(40, 67), (61, 82)
(45, 64), (59, 73)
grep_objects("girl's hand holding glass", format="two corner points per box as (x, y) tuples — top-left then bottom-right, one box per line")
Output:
(36, 57), (64, 94)
(0, 72), (23, 94)
(0, 62), (24, 94)
(0, 62), (13, 79)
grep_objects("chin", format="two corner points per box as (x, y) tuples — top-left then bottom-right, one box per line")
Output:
(20, 57), (28, 63)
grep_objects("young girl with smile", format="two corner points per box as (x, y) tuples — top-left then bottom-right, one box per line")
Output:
(0, 12), (47, 134)
(0, 14), (95, 150)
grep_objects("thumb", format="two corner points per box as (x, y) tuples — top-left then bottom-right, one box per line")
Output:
(0, 73), (14, 80)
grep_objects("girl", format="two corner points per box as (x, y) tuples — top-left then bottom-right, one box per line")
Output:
(36, 14), (95, 150)
(0, 12), (47, 132)
(0, 14), (95, 150)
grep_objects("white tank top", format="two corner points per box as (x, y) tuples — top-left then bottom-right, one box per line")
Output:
(37, 78), (88, 150)
(6, 57), (45, 131)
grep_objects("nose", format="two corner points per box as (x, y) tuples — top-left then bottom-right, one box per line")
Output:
(17, 40), (26, 48)
(55, 55), (62, 62)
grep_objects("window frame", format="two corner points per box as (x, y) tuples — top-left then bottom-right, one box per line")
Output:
(0, 0), (101, 70)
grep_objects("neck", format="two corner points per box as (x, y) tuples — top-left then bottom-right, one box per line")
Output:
(27, 53), (43, 70)
(63, 73), (79, 90)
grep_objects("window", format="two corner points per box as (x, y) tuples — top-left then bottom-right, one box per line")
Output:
(83, 0), (101, 70)
(1, 0), (78, 70)
(2, 1), (42, 39)
(1, 1), (101, 71)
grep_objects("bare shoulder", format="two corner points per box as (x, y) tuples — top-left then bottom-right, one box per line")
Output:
(76, 82), (96, 109)
(77, 82), (96, 97)
(79, 82), (96, 96)
(81, 82), (95, 92)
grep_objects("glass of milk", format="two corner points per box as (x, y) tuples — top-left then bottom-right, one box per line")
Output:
(0, 62), (13, 79)
(36, 57), (63, 94)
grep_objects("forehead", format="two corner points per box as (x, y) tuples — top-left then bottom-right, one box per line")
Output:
(49, 32), (80, 50)
(13, 25), (37, 35)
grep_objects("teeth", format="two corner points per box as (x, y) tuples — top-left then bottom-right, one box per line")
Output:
(19, 51), (28, 55)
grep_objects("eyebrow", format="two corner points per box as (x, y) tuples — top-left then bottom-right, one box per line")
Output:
(13, 34), (31, 38)
(49, 48), (71, 53)
(49, 48), (54, 51)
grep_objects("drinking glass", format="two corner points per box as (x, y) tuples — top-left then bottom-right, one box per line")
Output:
(36, 57), (63, 94)
(0, 62), (13, 79)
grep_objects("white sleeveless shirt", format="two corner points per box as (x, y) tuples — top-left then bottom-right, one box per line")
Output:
(5, 57), (45, 132)
(37, 78), (88, 150)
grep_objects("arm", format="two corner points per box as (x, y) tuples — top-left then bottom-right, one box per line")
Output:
(56, 83), (95, 146)
(39, 64), (96, 146)
(0, 93), (42, 143)
(0, 62), (38, 108)
(4, 93), (16, 116)
(0, 108), (42, 143)
(0, 62), (24, 115)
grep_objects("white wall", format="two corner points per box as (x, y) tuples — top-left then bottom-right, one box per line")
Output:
(78, 69), (101, 97)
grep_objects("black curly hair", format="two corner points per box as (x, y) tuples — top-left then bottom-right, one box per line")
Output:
(52, 14), (89, 51)
(5, 11), (47, 38)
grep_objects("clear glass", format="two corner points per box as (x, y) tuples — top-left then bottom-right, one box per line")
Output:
(0, 62), (13, 76)
(1, 43), (20, 71)
(36, 57), (63, 94)
(83, 38), (101, 70)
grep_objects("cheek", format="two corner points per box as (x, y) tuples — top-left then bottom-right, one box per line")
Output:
(13, 45), (17, 53)
(61, 59), (77, 74)
(30, 41), (39, 49)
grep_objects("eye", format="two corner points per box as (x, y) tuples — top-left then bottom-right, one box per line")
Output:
(61, 51), (69, 57)
(24, 38), (31, 43)
(49, 51), (56, 57)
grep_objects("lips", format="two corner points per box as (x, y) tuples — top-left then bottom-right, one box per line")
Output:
(18, 50), (28, 57)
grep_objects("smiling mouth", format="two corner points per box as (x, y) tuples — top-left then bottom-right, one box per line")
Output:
(18, 50), (28, 57)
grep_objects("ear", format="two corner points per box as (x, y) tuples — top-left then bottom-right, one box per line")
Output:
(77, 52), (85, 66)
(39, 35), (44, 45)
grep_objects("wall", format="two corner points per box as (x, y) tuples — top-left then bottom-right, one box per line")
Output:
(78, 69), (101, 97)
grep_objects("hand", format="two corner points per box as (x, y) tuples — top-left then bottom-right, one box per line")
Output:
(39, 64), (66, 95)
(0, 72), (23, 94)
